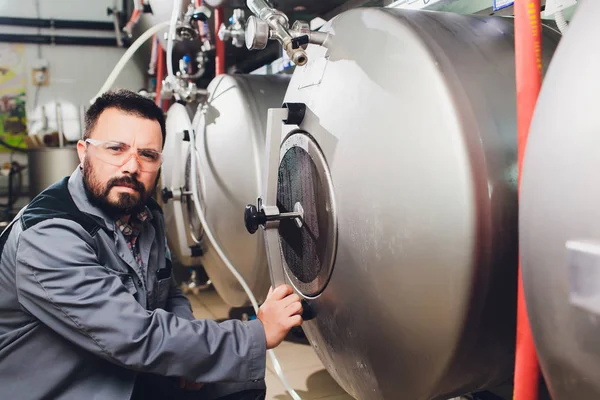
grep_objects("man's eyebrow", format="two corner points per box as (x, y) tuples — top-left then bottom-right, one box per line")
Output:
(103, 140), (128, 146)
(104, 141), (160, 152)
(138, 147), (162, 153)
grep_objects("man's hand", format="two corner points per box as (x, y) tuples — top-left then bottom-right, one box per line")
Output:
(258, 285), (303, 349)
(179, 377), (204, 390)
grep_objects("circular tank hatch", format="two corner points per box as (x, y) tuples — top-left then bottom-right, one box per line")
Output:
(277, 132), (337, 297)
(185, 150), (205, 244)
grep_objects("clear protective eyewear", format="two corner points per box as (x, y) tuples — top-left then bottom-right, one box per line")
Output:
(85, 139), (163, 172)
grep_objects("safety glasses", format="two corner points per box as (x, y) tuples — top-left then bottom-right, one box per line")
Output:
(85, 139), (163, 172)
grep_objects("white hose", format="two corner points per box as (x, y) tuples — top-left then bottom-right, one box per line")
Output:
(189, 117), (302, 400)
(555, 9), (569, 34)
(91, 21), (170, 104)
(167, 0), (182, 79)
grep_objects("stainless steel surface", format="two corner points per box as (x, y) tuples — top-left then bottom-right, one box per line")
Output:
(521, 1), (600, 399)
(162, 103), (200, 268)
(28, 147), (80, 198)
(79, 105), (86, 139)
(260, 108), (290, 288)
(184, 150), (204, 245)
(191, 74), (290, 307)
(274, 8), (560, 400)
(55, 103), (64, 148)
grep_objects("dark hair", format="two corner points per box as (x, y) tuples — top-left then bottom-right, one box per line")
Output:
(85, 89), (166, 147)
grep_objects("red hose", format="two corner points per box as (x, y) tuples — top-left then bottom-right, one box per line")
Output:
(124, 8), (142, 34)
(214, 7), (226, 75)
(514, 0), (543, 399)
(155, 40), (165, 109)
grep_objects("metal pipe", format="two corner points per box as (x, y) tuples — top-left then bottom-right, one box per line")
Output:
(79, 105), (86, 139)
(56, 103), (64, 148)
(309, 31), (329, 46)
(228, 41), (280, 73)
(0, 33), (118, 47)
(513, 1), (543, 399)
(0, 17), (115, 31)
(247, 0), (272, 19)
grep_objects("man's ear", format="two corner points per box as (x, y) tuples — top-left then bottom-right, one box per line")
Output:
(76, 140), (87, 167)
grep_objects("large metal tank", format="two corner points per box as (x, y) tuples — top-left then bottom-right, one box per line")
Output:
(28, 147), (80, 198)
(163, 74), (290, 307)
(251, 9), (560, 400)
(162, 103), (200, 268)
(520, 2), (600, 399)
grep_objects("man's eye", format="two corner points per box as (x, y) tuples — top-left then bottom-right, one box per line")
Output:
(107, 145), (126, 152)
(140, 151), (160, 162)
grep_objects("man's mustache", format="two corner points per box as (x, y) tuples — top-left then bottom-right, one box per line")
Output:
(105, 176), (145, 195)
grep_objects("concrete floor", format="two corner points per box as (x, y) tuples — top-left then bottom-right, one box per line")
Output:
(186, 288), (354, 400)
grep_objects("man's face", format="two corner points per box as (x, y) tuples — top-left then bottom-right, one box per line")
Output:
(77, 108), (163, 217)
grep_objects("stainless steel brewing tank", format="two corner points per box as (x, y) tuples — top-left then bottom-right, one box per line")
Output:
(520, 2), (600, 399)
(162, 103), (200, 268)
(28, 147), (80, 198)
(190, 74), (290, 307)
(272, 8), (560, 400)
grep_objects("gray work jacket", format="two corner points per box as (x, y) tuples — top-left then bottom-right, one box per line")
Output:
(0, 168), (266, 400)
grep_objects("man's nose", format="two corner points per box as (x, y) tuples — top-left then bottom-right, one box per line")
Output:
(121, 153), (140, 174)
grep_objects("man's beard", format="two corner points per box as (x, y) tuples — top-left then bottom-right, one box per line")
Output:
(82, 157), (150, 217)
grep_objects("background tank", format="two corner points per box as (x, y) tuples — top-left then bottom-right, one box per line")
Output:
(520, 2), (600, 399)
(261, 8), (560, 400)
(185, 74), (290, 307)
(28, 147), (80, 197)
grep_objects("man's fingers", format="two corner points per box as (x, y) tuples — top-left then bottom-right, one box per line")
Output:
(289, 315), (303, 327)
(286, 300), (303, 316)
(282, 293), (300, 308)
(270, 284), (293, 300)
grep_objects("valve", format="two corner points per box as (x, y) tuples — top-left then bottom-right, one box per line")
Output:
(244, 0), (329, 66)
(218, 9), (246, 48)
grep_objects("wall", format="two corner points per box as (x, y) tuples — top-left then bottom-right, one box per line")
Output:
(0, 0), (147, 209)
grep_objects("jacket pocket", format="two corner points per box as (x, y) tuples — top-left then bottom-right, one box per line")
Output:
(119, 274), (138, 296)
(153, 258), (173, 309)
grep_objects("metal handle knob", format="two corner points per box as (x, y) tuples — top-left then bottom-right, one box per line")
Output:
(301, 299), (314, 321)
(244, 204), (267, 234)
(161, 188), (173, 203)
(244, 201), (304, 234)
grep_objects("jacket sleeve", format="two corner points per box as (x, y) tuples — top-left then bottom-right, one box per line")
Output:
(15, 219), (266, 383)
(166, 274), (195, 321)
